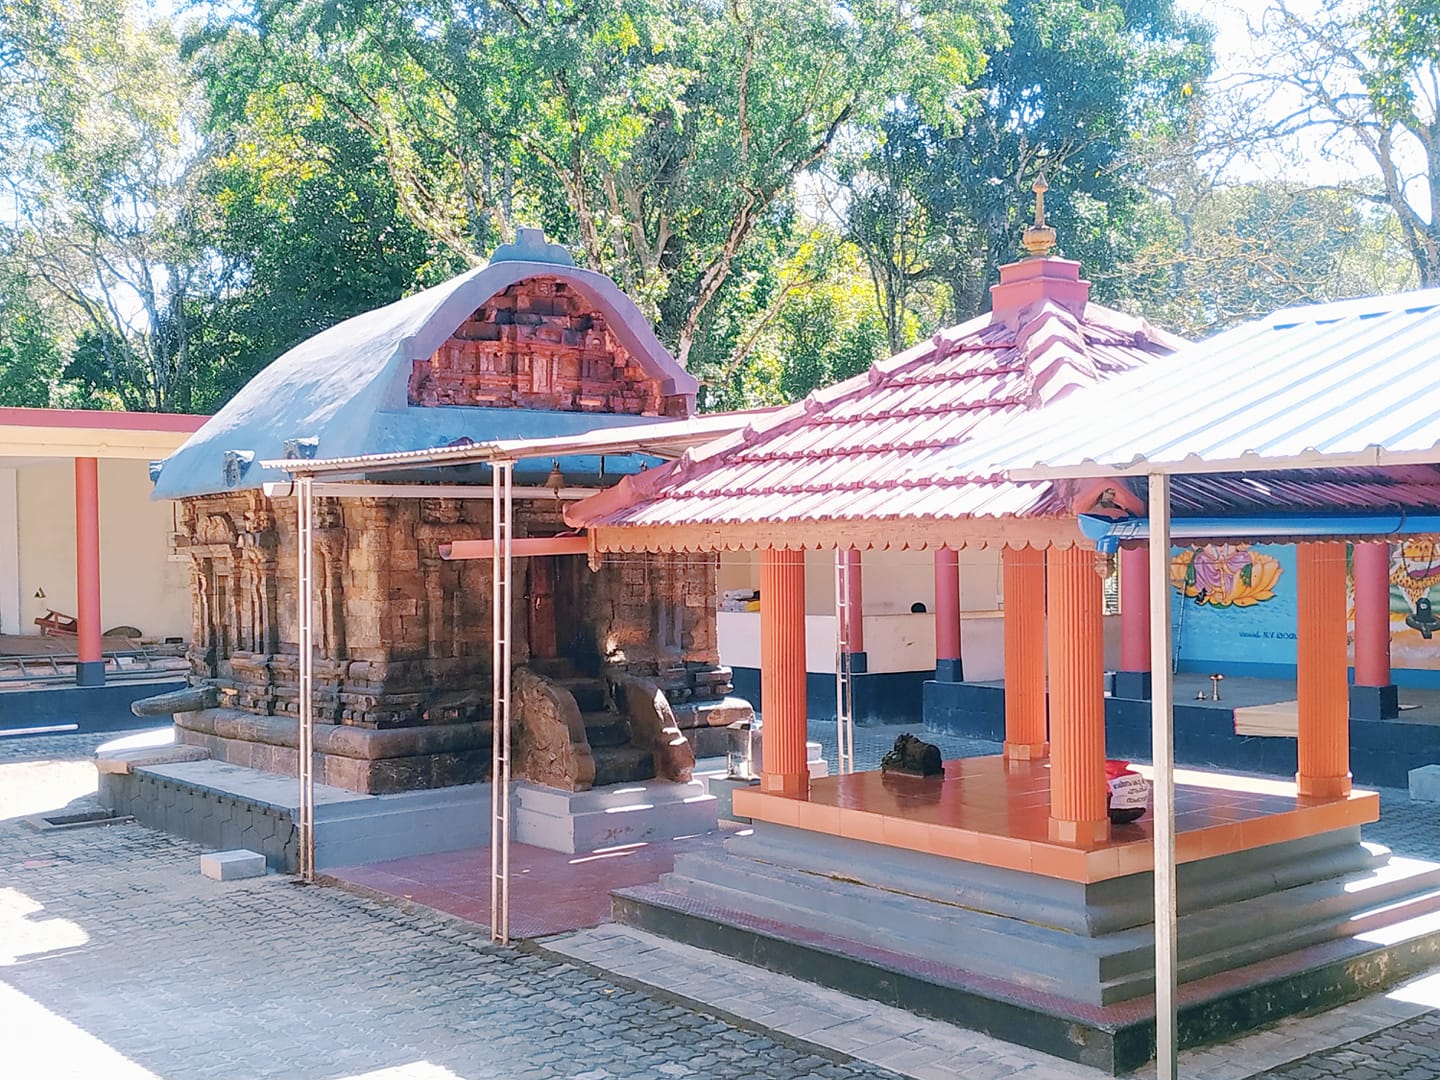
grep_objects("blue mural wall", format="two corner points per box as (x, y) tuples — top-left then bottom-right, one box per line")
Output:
(1170, 543), (1297, 677)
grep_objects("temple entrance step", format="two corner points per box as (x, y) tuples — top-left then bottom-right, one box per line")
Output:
(612, 824), (1440, 1073)
(583, 712), (630, 748)
(591, 744), (655, 786)
(512, 779), (718, 853)
(527, 657), (578, 680)
(553, 677), (610, 713)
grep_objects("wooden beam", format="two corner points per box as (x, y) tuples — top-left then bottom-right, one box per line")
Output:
(440, 535), (590, 560)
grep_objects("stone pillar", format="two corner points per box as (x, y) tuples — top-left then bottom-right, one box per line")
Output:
(840, 548), (866, 674)
(1350, 541), (1398, 720)
(1046, 545), (1109, 846)
(1002, 546), (1047, 760)
(934, 547), (962, 682)
(1297, 542), (1352, 798)
(74, 457), (104, 687)
(1114, 544), (1152, 700)
(760, 548), (809, 797)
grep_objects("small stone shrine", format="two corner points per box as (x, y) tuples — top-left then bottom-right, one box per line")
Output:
(145, 230), (750, 793)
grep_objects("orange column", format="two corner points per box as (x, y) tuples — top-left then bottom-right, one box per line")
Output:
(934, 548), (962, 682)
(841, 547), (865, 668)
(760, 548), (809, 797)
(1002, 545), (1047, 759)
(1296, 542), (1351, 798)
(1046, 545), (1109, 846)
(74, 457), (105, 687)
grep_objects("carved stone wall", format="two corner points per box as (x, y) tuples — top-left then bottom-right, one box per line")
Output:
(407, 277), (688, 417)
(175, 492), (721, 741)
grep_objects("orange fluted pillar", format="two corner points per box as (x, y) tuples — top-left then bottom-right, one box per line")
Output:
(934, 547), (962, 682)
(1002, 545), (1047, 760)
(760, 548), (809, 797)
(74, 457), (105, 687)
(1046, 545), (1109, 846)
(1351, 541), (1398, 719)
(1296, 542), (1351, 798)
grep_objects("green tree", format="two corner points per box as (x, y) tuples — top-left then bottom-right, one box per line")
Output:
(1248, 0), (1440, 285)
(0, 1), (218, 411)
(189, 0), (1004, 367)
(833, 0), (1212, 339)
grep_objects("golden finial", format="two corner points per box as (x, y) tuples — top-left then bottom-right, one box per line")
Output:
(1022, 174), (1057, 257)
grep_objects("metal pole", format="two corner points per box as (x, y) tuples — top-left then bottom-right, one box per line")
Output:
(296, 475), (316, 882)
(490, 462), (514, 944)
(1148, 472), (1178, 1076)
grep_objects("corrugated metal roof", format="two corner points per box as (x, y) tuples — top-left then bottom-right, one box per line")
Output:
(568, 259), (1181, 532)
(942, 289), (1440, 480)
(260, 409), (768, 475)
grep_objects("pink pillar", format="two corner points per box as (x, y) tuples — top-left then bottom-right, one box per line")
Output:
(1351, 541), (1398, 719)
(74, 457), (105, 686)
(934, 548), (962, 682)
(841, 548), (865, 664)
(1115, 544), (1152, 700)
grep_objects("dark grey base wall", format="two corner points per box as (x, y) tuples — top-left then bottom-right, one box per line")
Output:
(99, 767), (298, 871)
(731, 667), (929, 726)
(0, 680), (185, 735)
(924, 681), (1439, 787)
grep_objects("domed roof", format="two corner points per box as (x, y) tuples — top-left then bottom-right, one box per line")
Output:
(152, 230), (696, 499)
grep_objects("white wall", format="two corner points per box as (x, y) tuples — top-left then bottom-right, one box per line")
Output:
(15, 459), (190, 641)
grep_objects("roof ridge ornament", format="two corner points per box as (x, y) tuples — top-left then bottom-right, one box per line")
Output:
(1022, 175), (1057, 258)
(489, 226), (576, 267)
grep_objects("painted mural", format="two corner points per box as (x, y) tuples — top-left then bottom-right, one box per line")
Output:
(1361, 538), (1440, 672)
(1170, 544), (1284, 608)
(1170, 543), (1297, 669)
(1166, 539), (1440, 678)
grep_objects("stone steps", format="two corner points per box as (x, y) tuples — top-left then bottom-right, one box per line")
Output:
(512, 779), (717, 853)
(592, 744), (655, 787)
(624, 823), (1440, 1007)
(583, 711), (630, 748)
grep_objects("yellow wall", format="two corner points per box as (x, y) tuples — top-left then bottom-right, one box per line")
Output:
(13, 459), (190, 641)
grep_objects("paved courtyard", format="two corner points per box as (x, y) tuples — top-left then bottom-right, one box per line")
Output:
(1, 725), (1438, 1079)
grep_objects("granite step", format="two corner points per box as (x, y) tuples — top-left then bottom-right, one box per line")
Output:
(583, 712), (630, 748)
(591, 744), (655, 787)
(553, 677), (610, 713)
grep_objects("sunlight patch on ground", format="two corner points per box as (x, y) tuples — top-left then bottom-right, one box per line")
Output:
(0, 760), (98, 821)
(0, 887), (91, 965)
(339, 1064), (467, 1079)
(1386, 969), (1440, 1009)
(0, 981), (157, 1079)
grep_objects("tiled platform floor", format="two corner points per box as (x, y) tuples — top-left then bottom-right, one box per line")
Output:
(733, 756), (1381, 882)
(327, 829), (728, 937)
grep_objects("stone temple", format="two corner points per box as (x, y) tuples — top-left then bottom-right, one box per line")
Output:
(145, 230), (750, 795)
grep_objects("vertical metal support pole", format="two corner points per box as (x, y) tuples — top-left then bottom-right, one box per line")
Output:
(1148, 473), (1177, 1077)
(490, 462), (514, 944)
(296, 475), (316, 882)
(834, 550), (854, 775)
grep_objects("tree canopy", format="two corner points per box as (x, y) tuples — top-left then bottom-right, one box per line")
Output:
(0, 0), (1425, 415)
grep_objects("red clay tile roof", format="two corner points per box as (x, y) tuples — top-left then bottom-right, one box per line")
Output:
(568, 269), (1182, 540)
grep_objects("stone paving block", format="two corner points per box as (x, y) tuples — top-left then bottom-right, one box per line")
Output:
(199, 849), (266, 881)
(1410, 764), (1440, 802)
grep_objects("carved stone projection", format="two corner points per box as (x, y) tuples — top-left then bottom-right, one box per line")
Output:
(407, 277), (689, 417)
